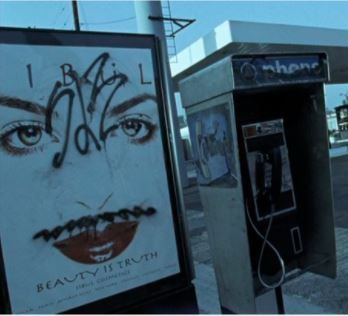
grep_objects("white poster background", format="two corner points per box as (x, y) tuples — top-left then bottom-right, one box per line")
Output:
(0, 44), (180, 313)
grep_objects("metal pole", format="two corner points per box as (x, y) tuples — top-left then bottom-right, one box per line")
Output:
(72, 0), (80, 31)
(275, 286), (285, 314)
(134, 1), (189, 188)
(134, 1), (195, 288)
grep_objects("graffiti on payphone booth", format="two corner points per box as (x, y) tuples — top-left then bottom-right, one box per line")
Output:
(188, 105), (237, 185)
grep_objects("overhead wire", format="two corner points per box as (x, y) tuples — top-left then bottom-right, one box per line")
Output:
(78, 1), (89, 31)
(51, 2), (67, 29)
(80, 16), (135, 26)
(62, 8), (72, 29)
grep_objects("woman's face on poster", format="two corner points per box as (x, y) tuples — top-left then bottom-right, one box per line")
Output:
(0, 50), (167, 265)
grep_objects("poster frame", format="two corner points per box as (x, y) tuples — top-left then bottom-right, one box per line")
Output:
(0, 26), (193, 314)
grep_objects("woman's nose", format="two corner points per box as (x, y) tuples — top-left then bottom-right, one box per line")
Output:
(61, 149), (119, 211)
(75, 192), (113, 212)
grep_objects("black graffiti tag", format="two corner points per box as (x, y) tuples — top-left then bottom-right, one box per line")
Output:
(45, 53), (128, 168)
(33, 206), (157, 241)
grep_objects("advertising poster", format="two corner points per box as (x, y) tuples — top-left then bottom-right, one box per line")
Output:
(187, 104), (237, 186)
(0, 31), (182, 313)
(242, 119), (297, 220)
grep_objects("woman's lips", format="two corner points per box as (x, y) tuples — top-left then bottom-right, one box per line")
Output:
(53, 221), (138, 264)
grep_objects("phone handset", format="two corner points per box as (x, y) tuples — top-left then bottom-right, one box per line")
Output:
(269, 147), (282, 205)
(255, 147), (282, 211)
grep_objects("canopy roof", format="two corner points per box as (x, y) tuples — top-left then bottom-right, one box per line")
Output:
(171, 20), (348, 90)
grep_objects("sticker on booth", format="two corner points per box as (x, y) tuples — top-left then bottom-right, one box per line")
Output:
(187, 103), (238, 186)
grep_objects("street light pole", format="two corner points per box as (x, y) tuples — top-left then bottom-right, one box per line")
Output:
(134, 1), (189, 188)
(72, 0), (80, 31)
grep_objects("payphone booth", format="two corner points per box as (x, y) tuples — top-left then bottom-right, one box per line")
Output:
(179, 53), (337, 313)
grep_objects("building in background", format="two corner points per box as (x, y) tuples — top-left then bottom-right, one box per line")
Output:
(335, 104), (348, 139)
(327, 111), (339, 131)
(327, 110), (339, 145)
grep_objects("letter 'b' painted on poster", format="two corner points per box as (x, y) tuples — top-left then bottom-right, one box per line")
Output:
(60, 64), (74, 86)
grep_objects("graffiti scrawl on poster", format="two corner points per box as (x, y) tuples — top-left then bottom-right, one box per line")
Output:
(0, 38), (180, 314)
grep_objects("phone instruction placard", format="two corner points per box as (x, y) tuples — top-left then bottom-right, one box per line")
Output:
(242, 119), (296, 220)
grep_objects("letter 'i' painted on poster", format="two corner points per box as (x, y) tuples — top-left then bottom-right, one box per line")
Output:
(26, 64), (34, 88)
(139, 63), (152, 85)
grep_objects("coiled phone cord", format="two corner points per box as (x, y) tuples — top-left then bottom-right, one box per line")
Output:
(245, 202), (286, 289)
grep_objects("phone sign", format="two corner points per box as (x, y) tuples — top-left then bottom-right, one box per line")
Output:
(233, 54), (328, 89)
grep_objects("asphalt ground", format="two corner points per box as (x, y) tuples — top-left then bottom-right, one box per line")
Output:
(183, 154), (348, 314)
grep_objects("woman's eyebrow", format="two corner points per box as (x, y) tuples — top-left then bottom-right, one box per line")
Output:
(0, 95), (46, 115)
(108, 93), (157, 117)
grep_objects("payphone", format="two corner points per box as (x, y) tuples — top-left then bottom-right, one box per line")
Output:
(179, 53), (336, 313)
(241, 118), (299, 288)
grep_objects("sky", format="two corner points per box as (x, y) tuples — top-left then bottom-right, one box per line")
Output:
(0, 0), (348, 110)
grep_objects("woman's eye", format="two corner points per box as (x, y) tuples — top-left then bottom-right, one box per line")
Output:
(0, 122), (58, 156)
(117, 114), (157, 145)
(122, 120), (142, 137)
(17, 126), (42, 146)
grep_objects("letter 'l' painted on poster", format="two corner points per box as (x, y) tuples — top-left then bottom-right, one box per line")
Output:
(139, 63), (152, 85)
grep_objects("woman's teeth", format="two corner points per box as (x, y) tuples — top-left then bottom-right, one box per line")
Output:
(90, 251), (113, 263)
(54, 219), (132, 242)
